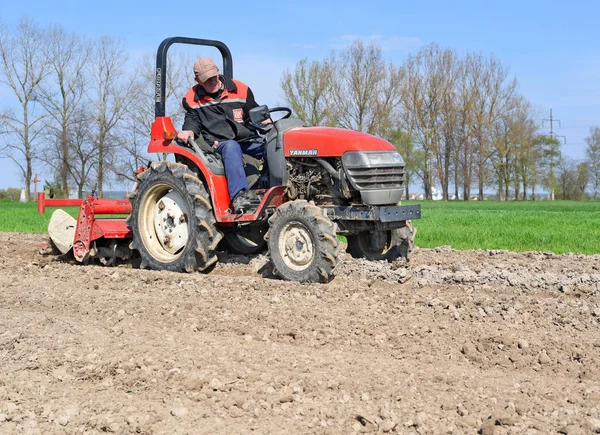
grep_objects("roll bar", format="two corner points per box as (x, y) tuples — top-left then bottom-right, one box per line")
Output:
(155, 37), (233, 118)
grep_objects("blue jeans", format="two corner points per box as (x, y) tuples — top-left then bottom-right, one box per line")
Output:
(215, 139), (264, 200)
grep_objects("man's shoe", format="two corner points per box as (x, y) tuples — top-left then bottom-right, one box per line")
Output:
(232, 190), (252, 213)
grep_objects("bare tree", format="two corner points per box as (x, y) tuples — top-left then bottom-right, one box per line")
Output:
(584, 126), (600, 200)
(490, 115), (515, 200)
(37, 25), (90, 197)
(576, 162), (590, 200)
(280, 57), (335, 126)
(0, 18), (48, 200)
(433, 47), (460, 200)
(454, 55), (478, 201)
(86, 36), (132, 197)
(328, 41), (404, 135)
(67, 109), (99, 198)
(489, 95), (535, 200)
(281, 41), (403, 136)
(511, 102), (540, 200)
(469, 53), (518, 200)
(557, 156), (578, 200)
(401, 43), (447, 200)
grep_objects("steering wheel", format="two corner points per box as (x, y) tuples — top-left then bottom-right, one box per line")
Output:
(268, 107), (292, 120)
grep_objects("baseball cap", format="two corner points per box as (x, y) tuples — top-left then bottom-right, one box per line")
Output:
(194, 57), (219, 82)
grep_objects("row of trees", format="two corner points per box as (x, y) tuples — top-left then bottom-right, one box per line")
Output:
(1, 17), (598, 201)
(0, 18), (192, 200)
(281, 41), (600, 200)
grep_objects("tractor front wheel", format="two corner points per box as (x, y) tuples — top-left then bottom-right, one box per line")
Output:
(266, 201), (339, 283)
(127, 161), (222, 272)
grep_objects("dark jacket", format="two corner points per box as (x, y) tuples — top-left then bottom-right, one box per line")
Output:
(181, 75), (259, 147)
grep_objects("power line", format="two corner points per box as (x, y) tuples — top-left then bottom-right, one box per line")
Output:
(543, 109), (566, 144)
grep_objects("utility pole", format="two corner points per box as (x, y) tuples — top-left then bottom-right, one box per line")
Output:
(542, 109), (566, 200)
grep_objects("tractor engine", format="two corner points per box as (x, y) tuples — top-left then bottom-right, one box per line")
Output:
(285, 158), (355, 205)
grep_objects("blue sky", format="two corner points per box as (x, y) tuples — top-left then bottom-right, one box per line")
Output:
(1, 0), (599, 190)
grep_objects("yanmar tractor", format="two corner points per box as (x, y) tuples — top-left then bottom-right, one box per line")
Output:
(38, 37), (421, 283)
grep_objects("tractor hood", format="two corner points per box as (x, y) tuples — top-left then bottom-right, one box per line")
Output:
(283, 127), (395, 158)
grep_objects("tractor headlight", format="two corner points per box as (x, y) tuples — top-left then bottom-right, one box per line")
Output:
(342, 151), (405, 168)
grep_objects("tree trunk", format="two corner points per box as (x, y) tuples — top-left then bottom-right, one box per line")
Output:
(24, 108), (32, 202)
(462, 154), (471, 201)
(423, 149), (433, 200)
(454, 170), (459, 200)
(478, 164), (484, 201)
(61, 125), (69, 198)
(98, 133), (104, 197)
(443, 149), (450, 201)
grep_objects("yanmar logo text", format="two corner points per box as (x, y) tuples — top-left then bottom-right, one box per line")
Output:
(290, 149), (318, 157)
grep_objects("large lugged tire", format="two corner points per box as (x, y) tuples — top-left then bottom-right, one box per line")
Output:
(346, 221), (416, 262)
(127, 161), (222, 272)
(265, 200), (339, 283)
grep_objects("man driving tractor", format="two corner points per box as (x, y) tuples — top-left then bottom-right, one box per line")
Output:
(176, 57), (263, 213)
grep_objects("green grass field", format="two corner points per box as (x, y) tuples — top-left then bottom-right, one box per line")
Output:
(0, 200), (78, 233)
(2, 199), (599, 254)
(406, 200), (600, 254)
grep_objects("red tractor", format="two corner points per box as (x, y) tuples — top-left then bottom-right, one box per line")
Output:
(39, 37), (420, 283)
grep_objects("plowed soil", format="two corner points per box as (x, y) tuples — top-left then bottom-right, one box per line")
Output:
(1, 232), (600, 434)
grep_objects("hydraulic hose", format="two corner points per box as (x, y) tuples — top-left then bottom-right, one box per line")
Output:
(315, 158), (341, 180)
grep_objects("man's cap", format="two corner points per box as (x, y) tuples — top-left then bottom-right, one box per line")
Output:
(194, 57), (219, 82)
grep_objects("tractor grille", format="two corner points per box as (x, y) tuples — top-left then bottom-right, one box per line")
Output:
(345, 166), (405, 190)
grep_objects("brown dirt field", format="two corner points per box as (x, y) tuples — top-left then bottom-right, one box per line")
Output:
(1, 232), (600, 434)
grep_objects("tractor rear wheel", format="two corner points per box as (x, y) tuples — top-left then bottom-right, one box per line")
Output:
(266, 200), (339, 283)
(127, 161), (222, 272)
(346, 221), (415, 262)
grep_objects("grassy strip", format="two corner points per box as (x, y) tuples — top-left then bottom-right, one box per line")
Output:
(407, 200), (600, 255)
(0, 200), (78, 233)
(1, 199), (599, 255)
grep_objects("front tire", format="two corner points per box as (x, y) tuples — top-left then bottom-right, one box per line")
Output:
(127, 161), (222, 272)
(266, 200), (339, 283)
